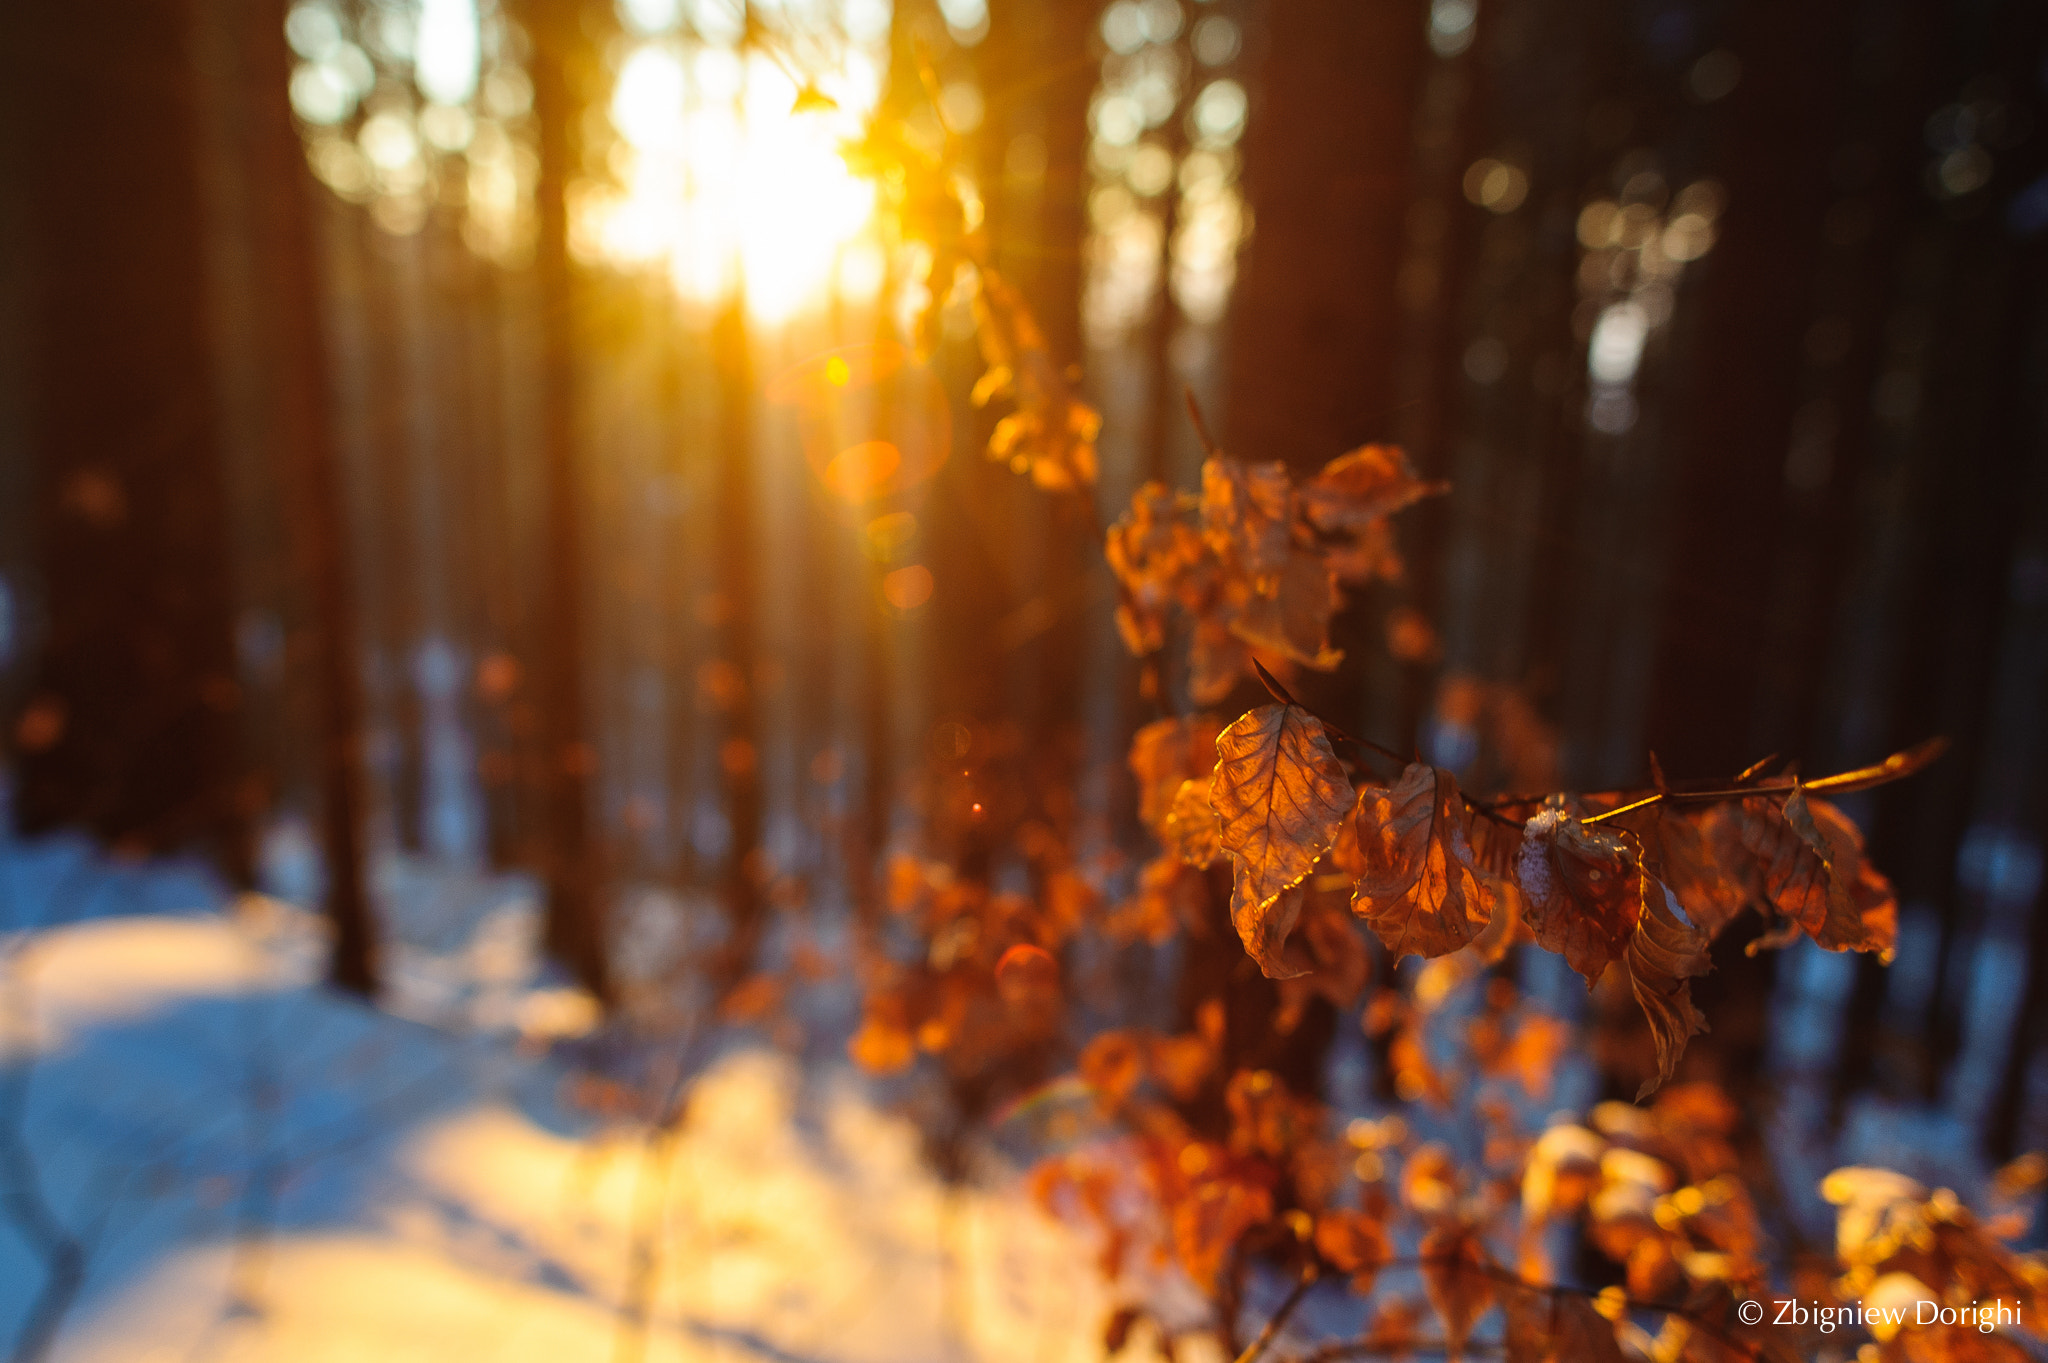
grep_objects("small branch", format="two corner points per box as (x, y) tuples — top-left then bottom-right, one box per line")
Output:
(1233, 1269), (1319, 1363)
(1251, 661), (1409, 770)
(1184, 388), (1222, 460)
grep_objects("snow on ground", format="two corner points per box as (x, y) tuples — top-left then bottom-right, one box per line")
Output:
(0, 838), (1109, 1363)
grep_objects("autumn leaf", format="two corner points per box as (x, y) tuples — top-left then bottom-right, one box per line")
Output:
(1078, 1030), (1146, 1108)
(1498, 1279), (1625, 1363)
(1299, 444), (1448, 537)
(1211, 704), (1356, 976)
(972, 268), (1100, 491)
(1201, 455), (1294, 586)
(1515, 804), (1648, 984)
(1739, 787), (1897, 959)
(1172, 1176), (1273, 1291)
(1315, 1210), (1394, 1295)
(1229, 548), (1345, 669)
(848, 1004), (916, 1074)
(1419, 1221), (1496, 1357)
(1164, 778), (1222, 868)
(1624, 804), (1751, 942)
(1187, 617), (1254, 705)
(1128, 713), (1225, 835)
(1106, 483), (1207, 656)
(1350, 763), (1497, 960)
(1626, 886), (1711, 1100)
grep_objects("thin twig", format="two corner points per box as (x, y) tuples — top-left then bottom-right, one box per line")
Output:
(1233, 1269), (1319, 1363)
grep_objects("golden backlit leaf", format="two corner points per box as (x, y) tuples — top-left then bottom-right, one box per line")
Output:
(1626, 886), (1712, 1100)
(1106, 482), (1206, 657)
(1350, 763), (1496, 961)
(1200, 454), (1294, 586)
(1516, 805), (1647, 984)
(1210, 704), (1356, 977)
(972, 268), (1100, 490)
(848, 1008), (916, 1074)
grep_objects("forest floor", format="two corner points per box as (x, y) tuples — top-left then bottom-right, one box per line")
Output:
(0, 833), (1113, 1363)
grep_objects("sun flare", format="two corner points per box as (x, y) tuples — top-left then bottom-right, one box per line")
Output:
(575, 30), (886, 321)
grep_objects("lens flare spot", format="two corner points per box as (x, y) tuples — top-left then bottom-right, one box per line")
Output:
(882, 564), (934, 612)
(825, 355), (852, 386)
(824, 442), (901, 502)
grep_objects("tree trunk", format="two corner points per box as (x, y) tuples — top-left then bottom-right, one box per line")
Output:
(528, 0), (609, 998)
(1, 0), (255, 883)
(244, 0), (378, 992)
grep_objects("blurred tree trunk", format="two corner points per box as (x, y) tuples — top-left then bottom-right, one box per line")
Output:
(528, 0), (609, 999)
(0, 0), (255, 882)
(711, 292), (764, 990)
(1225, 0), (1430, 469)
(241, 0), (379, 991)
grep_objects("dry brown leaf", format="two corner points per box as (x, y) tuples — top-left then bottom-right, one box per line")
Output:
(1212, 703), (1356, 977)
(1516, 805), (1648, 984)
(1621, 804), (1753, 941)
(1078, 1030), (1146, 1108)
(1230, 548), (1345, 669)
(1315, 1210), (1394, 1295)
(1129, 714), (1224, 835)
(1299, 444), (1448, 537)
(1351, 764), (1497, 961)
(1164, 778), (1222, 868)
(972, 268), (1100, 491)
(1498, 1278), (1625, 1363)
(1419, 1221), (1496, 1356)
(1736, 784), (1898, 958)
(1201, 455), (1294, 586)
(1171, 1176), (1272, 1291)
(1626, 886), (1712, 1100)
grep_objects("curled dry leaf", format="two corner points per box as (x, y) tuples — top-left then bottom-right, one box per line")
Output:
(1626, 887), (1712, 1100)
(1626, 804), (1751, 942)
(1350, 763), (1497, 961)
(1211, 704), (1356, 977)
(1516, 804), (1648, 985)
(1740, 786), (1896, 959)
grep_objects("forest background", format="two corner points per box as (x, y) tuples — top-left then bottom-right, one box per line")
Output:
(0, 0), (2046, 1358)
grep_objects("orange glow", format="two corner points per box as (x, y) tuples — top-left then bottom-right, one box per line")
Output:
(823, 442), (902, 501)
(882, 565), (934, 612)
(769, 343), (952, 503)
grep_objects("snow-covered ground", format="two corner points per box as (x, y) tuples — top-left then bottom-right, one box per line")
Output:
(0, 835), (1109, 1363)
